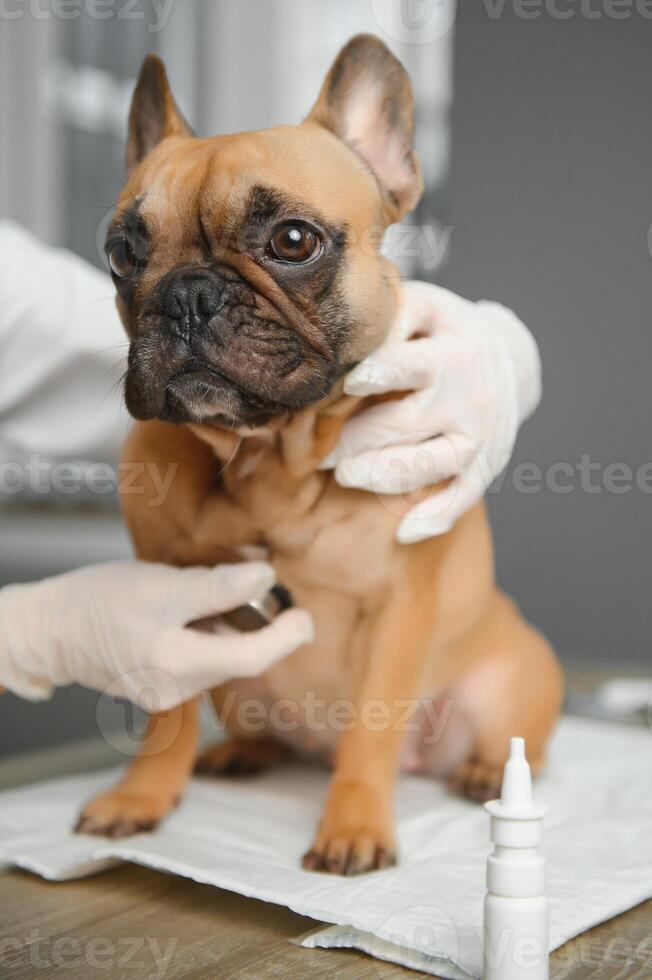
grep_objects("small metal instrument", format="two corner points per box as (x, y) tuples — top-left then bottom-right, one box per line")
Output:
(190, 584), (293, 634)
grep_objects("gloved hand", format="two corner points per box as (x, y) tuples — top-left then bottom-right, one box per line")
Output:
(0, 561), (313, 710)
(322, 281), (542, 543)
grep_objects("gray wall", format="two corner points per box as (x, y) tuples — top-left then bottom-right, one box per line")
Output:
(439, 3), (652, 668)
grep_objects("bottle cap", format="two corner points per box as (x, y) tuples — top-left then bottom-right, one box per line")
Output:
(485, 737), (548, 820)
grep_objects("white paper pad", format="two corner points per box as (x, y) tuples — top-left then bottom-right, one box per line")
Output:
(1, 717), (650, 979)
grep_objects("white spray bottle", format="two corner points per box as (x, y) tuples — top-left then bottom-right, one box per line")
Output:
(482, 737), (549, 980)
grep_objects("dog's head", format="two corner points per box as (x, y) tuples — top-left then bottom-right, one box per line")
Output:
(109, 34), (422, 429)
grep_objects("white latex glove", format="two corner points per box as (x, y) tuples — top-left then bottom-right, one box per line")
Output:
(0, 561), (313, 710)
(322, 282), (541, 543)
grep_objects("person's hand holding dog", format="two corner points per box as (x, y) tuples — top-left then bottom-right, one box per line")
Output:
(322, 281), (542, 543)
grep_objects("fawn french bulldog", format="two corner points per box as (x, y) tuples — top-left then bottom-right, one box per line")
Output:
(77, 34), (563, 874)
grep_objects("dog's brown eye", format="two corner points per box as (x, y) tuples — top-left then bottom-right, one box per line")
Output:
(108, 239), (141, 278)
(268, 224), (322, 264)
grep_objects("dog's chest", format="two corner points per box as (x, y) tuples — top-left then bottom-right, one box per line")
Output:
(213, 448), (402, 741)
(224, 447), (401, 597)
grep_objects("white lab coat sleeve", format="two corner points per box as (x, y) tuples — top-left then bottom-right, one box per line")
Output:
(0, 221), (130, 467)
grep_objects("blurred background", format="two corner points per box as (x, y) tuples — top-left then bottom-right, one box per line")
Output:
(1, 0), (650, 757)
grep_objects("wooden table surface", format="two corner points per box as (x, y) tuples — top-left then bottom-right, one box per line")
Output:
(0, 863), (650, 979)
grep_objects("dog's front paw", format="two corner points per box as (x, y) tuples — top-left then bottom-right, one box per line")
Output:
(302, 778), (396, 875)
(74, 789), (178, 838)
(195, 736), (290, 777)
(449, 759), (503, 803)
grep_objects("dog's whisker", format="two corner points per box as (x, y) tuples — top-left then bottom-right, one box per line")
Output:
(98, 369), (128, 409)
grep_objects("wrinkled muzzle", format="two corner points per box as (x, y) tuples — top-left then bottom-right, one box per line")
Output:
(124, 264), (342, 427)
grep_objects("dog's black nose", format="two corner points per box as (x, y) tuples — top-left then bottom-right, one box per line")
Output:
(164, 274), (224, 339)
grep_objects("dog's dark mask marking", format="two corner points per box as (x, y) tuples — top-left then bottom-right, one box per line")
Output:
(121, 261), (356, 428)
(108, 188), (356, 428)
(112, 35), (422, 429)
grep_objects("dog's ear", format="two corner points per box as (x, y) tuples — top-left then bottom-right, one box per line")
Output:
(307, 34), (422, 221)
(127, 54), (194, 170)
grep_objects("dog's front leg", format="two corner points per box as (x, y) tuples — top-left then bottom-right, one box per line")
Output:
(302, 582), (436, 875)
(76, 697), (199, 837)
